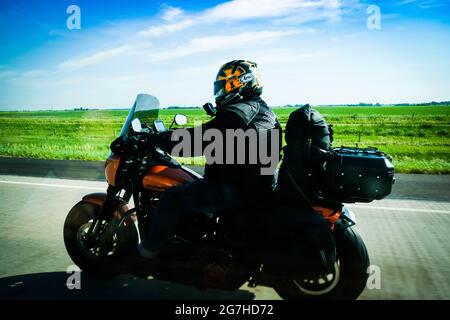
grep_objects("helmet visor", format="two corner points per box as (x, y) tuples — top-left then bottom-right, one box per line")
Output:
(214, 80), (226, 100)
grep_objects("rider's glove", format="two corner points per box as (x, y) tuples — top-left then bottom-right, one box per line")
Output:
(110, 136), (126, 155)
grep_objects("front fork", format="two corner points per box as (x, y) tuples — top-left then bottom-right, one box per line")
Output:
(87, 185), (121, 239)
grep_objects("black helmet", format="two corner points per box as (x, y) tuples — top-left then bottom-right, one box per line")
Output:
(214, 60), (263, 107)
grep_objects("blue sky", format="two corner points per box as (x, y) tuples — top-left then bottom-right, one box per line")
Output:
(0, 0), (449, 110)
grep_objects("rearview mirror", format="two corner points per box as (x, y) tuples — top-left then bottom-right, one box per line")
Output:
(131, 118), (142, 132)
(174, 114), (187, 126)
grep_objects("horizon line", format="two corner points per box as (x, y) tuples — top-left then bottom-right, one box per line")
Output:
(1, 102), (450, 112)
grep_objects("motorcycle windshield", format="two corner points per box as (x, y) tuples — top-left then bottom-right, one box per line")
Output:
(119, 93), (160, 137)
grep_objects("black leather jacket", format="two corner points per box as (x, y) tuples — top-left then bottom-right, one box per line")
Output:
(159, 97), (282, 190)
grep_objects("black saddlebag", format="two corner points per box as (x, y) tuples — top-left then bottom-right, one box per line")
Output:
(277, 104), (395, 204)
(320, 147), (395, 203)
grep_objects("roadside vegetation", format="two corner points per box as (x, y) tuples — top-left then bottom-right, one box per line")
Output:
(0, 106), (449, 174)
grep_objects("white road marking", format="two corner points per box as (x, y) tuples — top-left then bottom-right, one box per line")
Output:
(1, 179), (449, 214)
(347, 204), (450, 214)
(0, 180), (105, 191)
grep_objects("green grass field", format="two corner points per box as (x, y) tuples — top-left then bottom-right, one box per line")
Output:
(0, 106), (449, 174)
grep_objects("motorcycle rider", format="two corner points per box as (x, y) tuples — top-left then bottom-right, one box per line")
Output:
(137, 60), (282, 260)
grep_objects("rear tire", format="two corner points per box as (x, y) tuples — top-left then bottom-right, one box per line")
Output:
(63, 201), (135, 277)
(274, 227), (369, 300)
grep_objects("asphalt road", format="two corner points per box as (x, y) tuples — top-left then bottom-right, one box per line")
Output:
(0, 173), (449, 300)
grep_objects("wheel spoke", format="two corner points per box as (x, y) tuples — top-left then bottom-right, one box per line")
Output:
(292, 261), (341, 296)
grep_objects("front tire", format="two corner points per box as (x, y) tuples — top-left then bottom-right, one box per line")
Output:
(63, 201), (135, 277)
(274, 227), (369, 300)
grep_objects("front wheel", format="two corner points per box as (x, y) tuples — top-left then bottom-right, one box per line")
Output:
(274, 227), (370, 300)
(63, 201), (137, 277)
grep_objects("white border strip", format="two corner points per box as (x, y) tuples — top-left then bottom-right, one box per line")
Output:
(347, 204), (450, 214)
(0, 180), (105, 191)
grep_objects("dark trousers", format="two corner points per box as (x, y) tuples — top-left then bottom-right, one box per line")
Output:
(141, 178), (251, 252)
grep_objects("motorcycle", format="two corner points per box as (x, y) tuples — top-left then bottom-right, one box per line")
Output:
(63, 93), (372, 300)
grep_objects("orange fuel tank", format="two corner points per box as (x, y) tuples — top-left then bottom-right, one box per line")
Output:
(105, 154), (120, 186)
(142, 165), (197, 191)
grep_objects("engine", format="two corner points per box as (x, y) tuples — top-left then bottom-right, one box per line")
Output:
(152, 243), (250, 290)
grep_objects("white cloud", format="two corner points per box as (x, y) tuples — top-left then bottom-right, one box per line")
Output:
(59, 45), (132, 70)
(200, 0), (339, 21)
(147, 30), (298, 61)
(396, 0), (417, 4)
(161, 6), (184, 22)
(249, 49), (334, 65)
(22, 69), (45, 78)
(58, 42), (151, 70)
(396, 0), (443, 8)
(138, 19), (194, 37)
(418, 0), (443, 9)
(138, 0), (350, 37)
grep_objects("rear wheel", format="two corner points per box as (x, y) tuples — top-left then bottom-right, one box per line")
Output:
(63, 201), (137, 277)
(274, 227), (369, 300)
